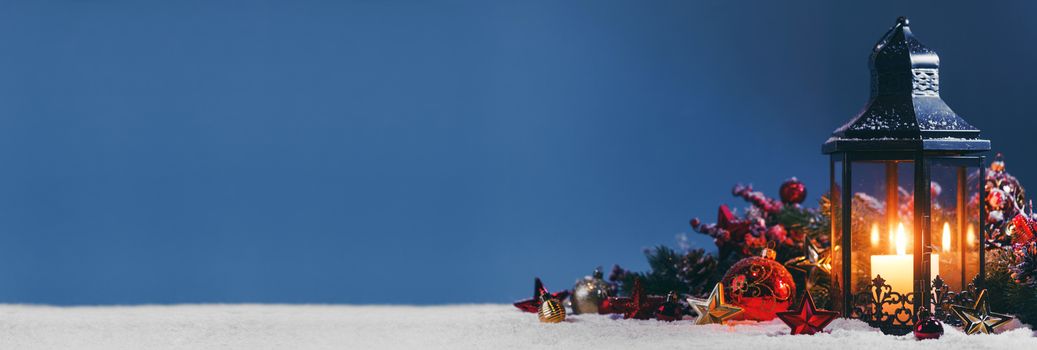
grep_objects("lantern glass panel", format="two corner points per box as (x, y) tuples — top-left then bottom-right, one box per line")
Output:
(930, 160), (982, 291)
(849, 160), (915, 298)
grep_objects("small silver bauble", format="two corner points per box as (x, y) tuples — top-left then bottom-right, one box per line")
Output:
(569, 268), (611, 314)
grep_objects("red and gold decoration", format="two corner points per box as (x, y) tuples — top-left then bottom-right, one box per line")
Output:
(689, 282), (743, 325)
(776, 291), (838, 335)
(654, 291), (683, 322)
(570, 268), (611, 315)
(522, 152), (1037, 333)
(721, 248), (796, 321)
(950, 289), (1013, 335)
(513, 278), (569, 313)
(537, 294), (567, 323)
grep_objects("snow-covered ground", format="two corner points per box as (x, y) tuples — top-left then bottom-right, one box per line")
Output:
(0, 304), (1033, 349)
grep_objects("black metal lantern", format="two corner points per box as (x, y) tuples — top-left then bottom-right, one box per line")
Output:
(823, 17), (989, 335)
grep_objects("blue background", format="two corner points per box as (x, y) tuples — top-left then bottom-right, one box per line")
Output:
(0, 1), (1035, 304)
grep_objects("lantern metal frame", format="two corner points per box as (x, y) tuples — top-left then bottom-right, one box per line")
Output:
(822, 17), (990, 335)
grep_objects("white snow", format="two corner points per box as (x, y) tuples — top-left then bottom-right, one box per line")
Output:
(0, 304), (1033, 350)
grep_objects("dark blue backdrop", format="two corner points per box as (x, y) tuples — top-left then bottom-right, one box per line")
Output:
(0, 1), (1035, 304)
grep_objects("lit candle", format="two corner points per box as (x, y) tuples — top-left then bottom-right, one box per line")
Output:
(966, 225), (975, 246)
(941, 222), (951, 253)
(870, 222), (939, 296)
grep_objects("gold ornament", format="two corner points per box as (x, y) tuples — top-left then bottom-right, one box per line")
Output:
(538, 296), (566, 323)
(950, 289), (1013, 335)
(687, 282), (743, 325)
(785, 241), (831, 275)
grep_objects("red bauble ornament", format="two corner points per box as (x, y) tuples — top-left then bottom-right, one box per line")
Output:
(913, 312), (944, 340)
(987, 189), (1006, 211)
(513, 278), (569, 313)
(779, 178), (807, 205)
(720, 248), (796, 321)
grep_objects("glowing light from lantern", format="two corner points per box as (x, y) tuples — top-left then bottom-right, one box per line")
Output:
(966, 225), (975, 246)
(871, 223), (880, 247)
(941, 222), (951, 252)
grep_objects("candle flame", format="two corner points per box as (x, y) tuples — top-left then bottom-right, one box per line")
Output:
(966, 225), (975, 246)
(942, 222), (951, 253)
(896, 222), (907, 256)
(871, 223), (880, 247)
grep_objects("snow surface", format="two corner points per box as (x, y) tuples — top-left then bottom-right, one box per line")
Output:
(0, 304), (1033, 350)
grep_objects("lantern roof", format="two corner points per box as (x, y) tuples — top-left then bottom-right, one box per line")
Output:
(822, 17), (990, 154)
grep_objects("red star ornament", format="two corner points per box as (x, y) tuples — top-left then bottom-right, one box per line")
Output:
(513, 278), (570, 313)
(601, 279), (666, 316)
(776, 291), (839, 335)
(623, 278), (657, 320)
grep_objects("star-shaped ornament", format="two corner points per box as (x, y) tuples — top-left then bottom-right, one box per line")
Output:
(601, 278), (665, 316)
(513, 278), (570, 313)
(622, 278), (657, 320)
(688, 282), (743, 325)
(785, 241), (831, 275)
(776, 290), (839, 335)
(951, 289), (1013, 335)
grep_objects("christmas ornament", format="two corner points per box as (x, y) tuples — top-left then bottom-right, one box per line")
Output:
(784, 241), (831, 275)
(513, 278), (569, 313)
(1010, 213), (1036, 245)
(655, 291), (682, 322)
(537, 294), (566, 323)
(570, 267), (611, 314)
(780, 177), (807, 205)
(602, 273), (667, 315)
(950, 289), (1013, 335)
(688, 282), (743, 325)
(776, 291), (838, 335)
(621, 279), (656, 320)
(912, 311), (944, 340)
(987, 189), (1007, 211)
(721, 248), (796, 321)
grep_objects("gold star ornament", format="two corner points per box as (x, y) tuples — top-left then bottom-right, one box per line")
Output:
(785, 241), (832, 275)
(687, 282), (743, 325)
(951, 289), (1013, 335)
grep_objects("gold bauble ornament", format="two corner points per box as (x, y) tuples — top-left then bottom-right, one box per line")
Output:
(538, 296), (566, 323)
(570, 268), (611, 314)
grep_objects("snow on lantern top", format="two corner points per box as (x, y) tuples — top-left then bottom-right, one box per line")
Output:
(822, 17), (991, 154)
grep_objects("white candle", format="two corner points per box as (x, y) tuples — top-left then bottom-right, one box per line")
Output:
(869, 222), (939, 296)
